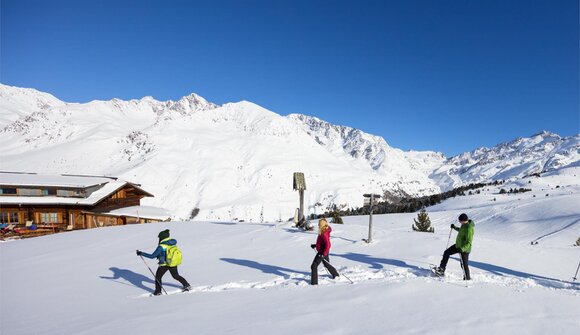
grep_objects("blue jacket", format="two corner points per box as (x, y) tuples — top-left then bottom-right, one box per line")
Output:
(141, 238), (177, 265)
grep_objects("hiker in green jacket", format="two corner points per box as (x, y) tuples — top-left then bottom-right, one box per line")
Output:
(434, 213), (475, 280)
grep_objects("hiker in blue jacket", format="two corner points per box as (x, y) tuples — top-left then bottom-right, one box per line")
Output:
(137, 229), (191, 295)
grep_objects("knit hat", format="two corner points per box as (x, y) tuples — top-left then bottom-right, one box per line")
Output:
(158, 229), (170, 241)
(458, 213), (468, 222)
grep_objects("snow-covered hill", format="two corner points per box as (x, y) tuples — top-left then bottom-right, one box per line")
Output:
(0, 84), (578, 221)
(1, 167), (579, 335)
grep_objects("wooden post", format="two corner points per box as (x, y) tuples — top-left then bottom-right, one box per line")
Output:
(363, 193), (380, 243)
(368, 195), (374, 243)
(299, 190), (304, 222)
(293, 172), (306, 226)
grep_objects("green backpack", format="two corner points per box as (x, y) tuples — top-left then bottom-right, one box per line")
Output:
(164, 244), (183, 267)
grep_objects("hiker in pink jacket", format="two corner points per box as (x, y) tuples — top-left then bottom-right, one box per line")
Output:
(310, 218), (340, 285)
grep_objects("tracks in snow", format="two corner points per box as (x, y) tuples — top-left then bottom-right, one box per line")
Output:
(136, 265), (580, 298)
(530, 218), (580, 245)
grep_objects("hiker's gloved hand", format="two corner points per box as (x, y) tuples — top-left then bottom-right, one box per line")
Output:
(136, 250), (142, 256)
(310, 244), (316, 249)
(450, 224), (456, 229)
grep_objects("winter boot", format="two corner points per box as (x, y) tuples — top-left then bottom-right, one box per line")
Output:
(182, 285), (192, 292)
(434, 267), (445, 277)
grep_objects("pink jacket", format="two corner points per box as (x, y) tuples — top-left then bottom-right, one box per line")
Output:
(315, 227), (332, 256)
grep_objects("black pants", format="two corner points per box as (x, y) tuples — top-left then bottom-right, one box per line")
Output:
(311, 255), (339, 285)
(154, 265), (190, 294)
(439, 245), (471, 280)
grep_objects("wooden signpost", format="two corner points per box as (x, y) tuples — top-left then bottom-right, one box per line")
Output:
(293, 172), (306, 228)
(363, 193), (381, 243)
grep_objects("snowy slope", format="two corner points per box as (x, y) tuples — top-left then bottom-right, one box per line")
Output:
(1, 167), (579, 335)
(288, 114), (445, 196)
(1, 84), (578, 221)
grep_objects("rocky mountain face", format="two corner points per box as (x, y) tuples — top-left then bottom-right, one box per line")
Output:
(1, 84), (578, 220)
(430, 131), (580, 190)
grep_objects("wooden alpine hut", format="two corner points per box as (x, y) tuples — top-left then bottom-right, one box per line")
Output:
(0, 171), (170, 238)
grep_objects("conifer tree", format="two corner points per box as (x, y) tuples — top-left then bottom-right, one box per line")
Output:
(331, 211), (343, 224)
(412, 208), (434, 233)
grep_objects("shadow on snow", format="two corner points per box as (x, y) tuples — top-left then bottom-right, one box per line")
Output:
(463, 259), (580, 288)
(334, 252), (430, 276)
(209, 221), (276, 227)
(221, 258), (309, 279)
(99, 267), (181, 293)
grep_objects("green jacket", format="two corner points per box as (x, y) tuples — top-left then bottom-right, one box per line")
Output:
(454, 220), (475, 253)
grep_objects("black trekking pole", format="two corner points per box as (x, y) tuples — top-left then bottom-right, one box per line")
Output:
(320, 257), (332, 277)
(459, 254), (467, 280)
(321, 257), (354, 284)
(433, 227), (454, 273)
(573, 261), (580, 282)
(140, 255), (167, 295)
(313, 250), (354, 284)
(311, 248), (333, 277)
(445, 227), (453, 249)
(448, 227), (467, 279)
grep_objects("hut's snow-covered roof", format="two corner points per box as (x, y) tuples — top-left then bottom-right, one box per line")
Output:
(105, 206), (171, 220)
(0, 172), (116, 188)
(0, 172), (152, 206)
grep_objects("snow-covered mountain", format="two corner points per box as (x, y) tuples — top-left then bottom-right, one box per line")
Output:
(431, 131), (580, 190)
(1, 84), (578, 220)
(288, 114), (446, 195)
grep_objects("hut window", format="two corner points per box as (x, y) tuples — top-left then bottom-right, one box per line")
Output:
(0, 188), (17, 195)
(56, 189), (84, 198)
(18, 188), (42, 196)
(0, 211), (19, 223)
(42, 189), (57, 196)
(40, 213), (59, 223)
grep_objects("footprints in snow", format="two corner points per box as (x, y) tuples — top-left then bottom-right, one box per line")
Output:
(138, 266), (579, 298)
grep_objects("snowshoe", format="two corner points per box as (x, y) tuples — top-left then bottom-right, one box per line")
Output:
(430, 266), (445, 277)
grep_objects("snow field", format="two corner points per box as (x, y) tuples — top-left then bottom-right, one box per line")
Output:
(2, 176), (579, 334)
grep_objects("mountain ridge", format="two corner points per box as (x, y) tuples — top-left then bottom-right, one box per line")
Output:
(1, 84), (578, 220)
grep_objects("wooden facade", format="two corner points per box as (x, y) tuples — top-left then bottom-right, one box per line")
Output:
(1, 179), (166, 238)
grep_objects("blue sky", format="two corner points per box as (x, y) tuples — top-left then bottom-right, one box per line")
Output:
(1, 0), (578, 156)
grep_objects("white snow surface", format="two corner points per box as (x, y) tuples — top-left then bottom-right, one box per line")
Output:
(1, 84), (579, 222)
(1, 167), (579, 335)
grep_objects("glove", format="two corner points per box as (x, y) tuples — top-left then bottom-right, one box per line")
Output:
(310, 244), (316, 249)
(450, 224), (456, 229)
(136, 250), (142, 256)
